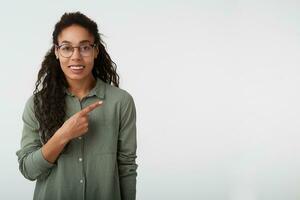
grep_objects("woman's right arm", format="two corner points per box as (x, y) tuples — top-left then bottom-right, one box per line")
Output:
(16, 97), (102, 181)
(16, 96), (55, 181)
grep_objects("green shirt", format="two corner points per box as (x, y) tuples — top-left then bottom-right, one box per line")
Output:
(16, 78), (138, 200)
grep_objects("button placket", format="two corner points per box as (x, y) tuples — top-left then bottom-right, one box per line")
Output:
(78, 98), (86, 197)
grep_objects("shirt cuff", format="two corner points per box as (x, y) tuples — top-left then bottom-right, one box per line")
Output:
(33, 148), (55, 170)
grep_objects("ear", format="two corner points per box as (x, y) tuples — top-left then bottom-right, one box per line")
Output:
(94, 46), (99, 59)
(54, 47), (59, 59)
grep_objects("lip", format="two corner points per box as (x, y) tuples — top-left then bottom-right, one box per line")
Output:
(69, 65), (85, 74)
(68, 64), (85, 68)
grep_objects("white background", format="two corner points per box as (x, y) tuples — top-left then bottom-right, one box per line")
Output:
(1, 0), (300, 199)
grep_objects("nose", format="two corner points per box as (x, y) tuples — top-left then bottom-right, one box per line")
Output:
(71, 47), (82, 60)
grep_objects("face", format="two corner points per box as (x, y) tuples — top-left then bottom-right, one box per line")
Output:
(55, 25), (98, 82)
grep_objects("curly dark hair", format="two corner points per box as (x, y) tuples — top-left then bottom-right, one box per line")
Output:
(33, 12), (119, 144)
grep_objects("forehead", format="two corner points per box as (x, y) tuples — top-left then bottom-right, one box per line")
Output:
(57, 24), (94, 45)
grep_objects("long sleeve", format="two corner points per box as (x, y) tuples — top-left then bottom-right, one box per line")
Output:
(16, 96), (54, 181)
(118, 92), (138, 200)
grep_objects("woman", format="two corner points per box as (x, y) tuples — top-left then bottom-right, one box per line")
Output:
(16, 12), (137, 200)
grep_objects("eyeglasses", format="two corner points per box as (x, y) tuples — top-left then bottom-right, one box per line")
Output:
(56, 43), (97, 58)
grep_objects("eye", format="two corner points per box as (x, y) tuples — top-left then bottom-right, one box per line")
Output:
(61, 45), (72, 51)
(80, 45), (91, 51)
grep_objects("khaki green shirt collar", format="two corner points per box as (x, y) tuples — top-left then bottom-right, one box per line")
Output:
(64, 78), (106, 99)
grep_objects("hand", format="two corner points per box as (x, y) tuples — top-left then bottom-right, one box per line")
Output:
(59, 100), (103, 141)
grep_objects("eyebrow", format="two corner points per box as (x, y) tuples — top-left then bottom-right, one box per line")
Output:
(60, 40), (93, 44)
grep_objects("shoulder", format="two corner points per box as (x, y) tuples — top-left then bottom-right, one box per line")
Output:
(103, 82), (135, 104)
(24, 94), (35, 113)
(22, 94), (39, 128)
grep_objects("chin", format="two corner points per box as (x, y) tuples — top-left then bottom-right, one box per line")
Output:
(65, 74), (89, 81)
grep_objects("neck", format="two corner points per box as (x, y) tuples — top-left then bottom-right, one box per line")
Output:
(66, 75), (96, 98)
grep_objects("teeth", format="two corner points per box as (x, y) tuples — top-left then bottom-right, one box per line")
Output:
(70, 65), (84, 69)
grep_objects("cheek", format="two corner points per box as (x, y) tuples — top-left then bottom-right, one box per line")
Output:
(59, 59), (69, 69)
(84, 59), (95, 69)
(58, 60), (70, 75)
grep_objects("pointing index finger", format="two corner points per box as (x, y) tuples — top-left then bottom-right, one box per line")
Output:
(80, 101), (103, 115)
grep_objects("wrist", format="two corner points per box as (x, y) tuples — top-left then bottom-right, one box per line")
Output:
(55, 128), (71, 145)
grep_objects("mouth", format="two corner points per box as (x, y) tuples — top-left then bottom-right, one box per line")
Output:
(68, 65), (85, 69)
(68, 65), (85, 74)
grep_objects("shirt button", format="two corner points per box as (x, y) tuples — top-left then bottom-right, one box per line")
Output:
(78, 137), (82, 140)
(80, 179), (83, 183)
(79, 158), (83, 162)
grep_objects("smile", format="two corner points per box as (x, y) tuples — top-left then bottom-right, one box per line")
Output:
(69, 65), (85, 69)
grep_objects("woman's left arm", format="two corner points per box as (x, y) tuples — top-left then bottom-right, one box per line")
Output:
(118, 92), (138, 200)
